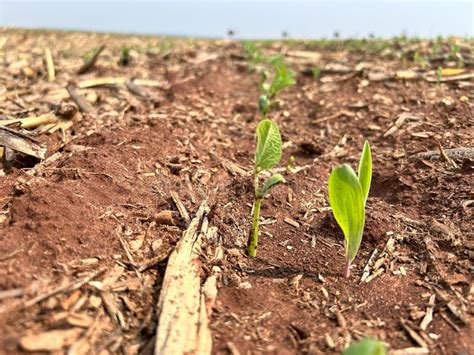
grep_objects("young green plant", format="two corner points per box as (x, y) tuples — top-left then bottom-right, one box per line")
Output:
(328, 141), (372, 278)
(248, 58), (295, 257)
(248, 119), (285, 257)
(118, 46), (131, 66)
(258, 57), (296, 116)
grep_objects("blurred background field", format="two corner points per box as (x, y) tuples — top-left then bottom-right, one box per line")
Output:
(1, 0), (473, 39)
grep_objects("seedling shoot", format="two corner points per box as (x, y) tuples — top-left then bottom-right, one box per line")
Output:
(248, 58), (295, 257)
(328, 141), (372, 277)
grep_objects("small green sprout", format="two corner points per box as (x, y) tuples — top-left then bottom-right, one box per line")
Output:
(448, 44), (464, 68)
(312, 66), (321, 80)
(82, 46), (100, 61)
(328, 141), (372, 278)
(259, 57), (296, 116)
(249, 119), (285, 257)
(343, 338), (387, 355)
(118, 46), (131, 66)
(248, 57), (294, 257)
(436, 66), (443, 84)
(413, 49), (428, 70)
(243, 41), (263, 65)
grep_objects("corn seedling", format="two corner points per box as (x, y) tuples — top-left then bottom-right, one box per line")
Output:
(343, 338), (387, 355)
(328, 141), (372, 278)
(248, 119), (285, 257)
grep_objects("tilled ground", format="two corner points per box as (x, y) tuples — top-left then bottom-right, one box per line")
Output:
(0, 29), (472, 354)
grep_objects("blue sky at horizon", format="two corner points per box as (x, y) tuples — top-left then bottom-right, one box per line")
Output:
(1, 0), (472, 39)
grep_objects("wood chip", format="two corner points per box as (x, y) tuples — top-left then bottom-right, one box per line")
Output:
(284, 217), (300, 229)
(170, 190), (191, 225)
(138, 248), (171, 272)
(17, 267), (105, 311)
(383, 113), (421, 137)
(410, 147), (474, 161)
(420, 294), (435, 331)
(101, 291), (127, 329)
(0, 126), (47, 159)
(20, 328), (83, 351)
(126, 79), (150, 100)
(360, 248), (379, 282)
(66, 313), (94, 328)
(154, 201), (212, 355)
(400, 319), (428, 348)
(44, 47), (55, 81)
(77, 44), (105, 74)
(66, 84), (95, 113)
(426, 72), (474, 82)
(313, 110), (355, 124)
(155, 210), (177, 226)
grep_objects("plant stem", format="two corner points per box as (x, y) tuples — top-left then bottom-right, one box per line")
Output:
(343, 259), (351, 278)
(248, 198), (261, 257)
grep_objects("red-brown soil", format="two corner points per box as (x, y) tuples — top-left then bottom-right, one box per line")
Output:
(0, 29), (472, 354)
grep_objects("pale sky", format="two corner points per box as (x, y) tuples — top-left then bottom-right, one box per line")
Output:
(1, 0), (473, 38)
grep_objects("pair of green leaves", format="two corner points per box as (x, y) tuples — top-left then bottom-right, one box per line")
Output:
(268, 56), (296, 97)
(259, 57), (296, 116)
(254, 119), (285, 198)
(328, 141), (372, 264)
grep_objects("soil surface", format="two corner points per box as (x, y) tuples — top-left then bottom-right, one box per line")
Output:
(0, 29), (472, 354)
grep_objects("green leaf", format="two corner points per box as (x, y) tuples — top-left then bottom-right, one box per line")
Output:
(328, 164), (365, 262)
(255, 119), (282, 170)
(260, 174), (285, 198)
(312, 66), (321, 80)
(269, 59), (295, 97)
(342, 338), (387, 355)
(358, 141), (372, 204)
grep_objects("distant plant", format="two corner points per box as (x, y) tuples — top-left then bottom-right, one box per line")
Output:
(343, 338), (387, 355)
(248, 58), (295, 257)
(248, 119), (285, 257)
(328, 141), (372, 278)
(312, 66), (322, 80)
(448, 44), (464, 68)
(118, 46), (131, 66)
(258, 57), (296, 116)
(436, 66), (443, 84)
(82, 47), (100, 61)
(413, 49), (428, 70)
(243, 41), (263, 66)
